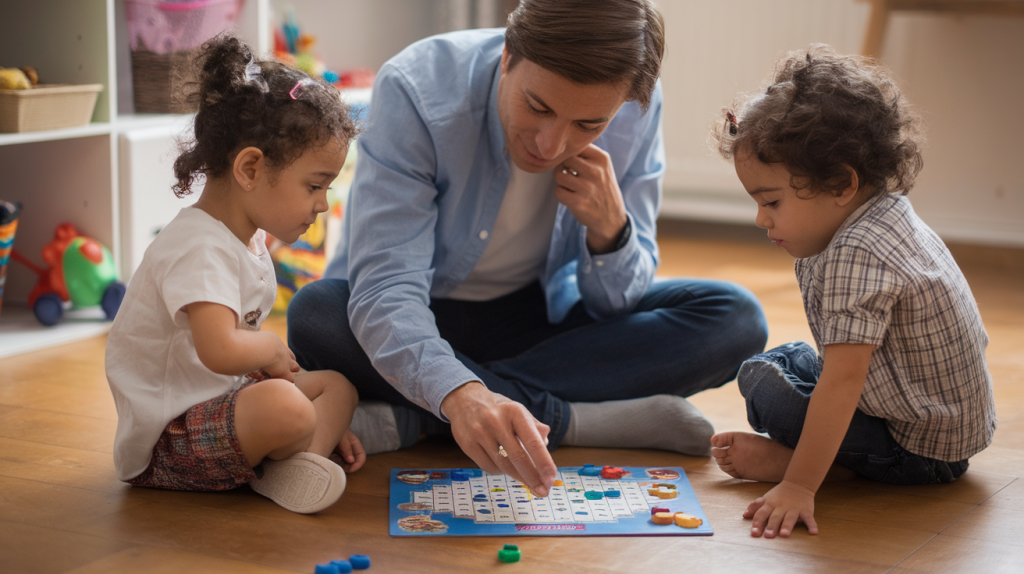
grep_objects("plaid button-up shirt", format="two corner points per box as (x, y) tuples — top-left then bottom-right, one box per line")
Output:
(796, 192), (996, 462)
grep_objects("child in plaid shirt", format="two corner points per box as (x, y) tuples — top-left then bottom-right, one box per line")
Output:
(708, 45), (995, 539)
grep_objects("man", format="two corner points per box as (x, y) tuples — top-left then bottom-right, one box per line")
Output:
(289, 0), (767, 497)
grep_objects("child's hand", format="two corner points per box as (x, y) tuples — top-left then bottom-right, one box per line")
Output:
(261, 336), (300, 383)
(335, 430), (366, 473)
(744, 480), (818, 538)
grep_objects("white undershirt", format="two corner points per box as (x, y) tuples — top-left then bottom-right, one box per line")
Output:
(447, 165), (559, 301)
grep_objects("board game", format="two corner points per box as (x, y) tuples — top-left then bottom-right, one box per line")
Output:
(389, 465), (712, 537)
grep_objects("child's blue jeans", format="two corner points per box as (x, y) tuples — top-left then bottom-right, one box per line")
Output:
(737, 342), (969, 485)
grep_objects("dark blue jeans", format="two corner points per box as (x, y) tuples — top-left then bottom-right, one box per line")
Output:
(287, 278), (768, 449)
(738, 342), (969, 485)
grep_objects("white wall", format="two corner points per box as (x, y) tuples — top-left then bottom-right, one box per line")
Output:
(658, 0), (1024, 248)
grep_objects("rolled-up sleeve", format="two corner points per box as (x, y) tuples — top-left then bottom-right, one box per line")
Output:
(346, 65), (480, 418)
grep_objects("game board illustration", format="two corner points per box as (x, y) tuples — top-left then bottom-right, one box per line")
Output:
(389, 465), (712, 537)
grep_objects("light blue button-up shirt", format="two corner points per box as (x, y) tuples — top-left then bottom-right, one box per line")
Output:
(324, 28), (665, 418)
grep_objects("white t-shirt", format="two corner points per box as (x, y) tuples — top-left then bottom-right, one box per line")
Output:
(106, 207), (277, 480)
(447, 165), (559, 301)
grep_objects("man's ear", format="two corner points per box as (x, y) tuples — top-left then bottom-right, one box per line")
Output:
(233, 147), (265, 191)
(835, 165), (861, 207)
(500, 46), (510, 75)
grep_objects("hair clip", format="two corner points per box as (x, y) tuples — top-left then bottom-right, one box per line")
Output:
(243, 57), (268, 93)
(726, 112), (740, 136)
(289, 80), (305, 100)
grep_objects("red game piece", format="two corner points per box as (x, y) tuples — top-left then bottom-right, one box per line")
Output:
(651, 506), (670, 516)
(600, 466), (626, 479)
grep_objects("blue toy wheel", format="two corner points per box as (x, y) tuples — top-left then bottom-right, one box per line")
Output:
(34, 293), (65, 326)
(101, 281), (127, 320)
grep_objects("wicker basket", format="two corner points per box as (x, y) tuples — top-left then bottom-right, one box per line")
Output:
(131, 48), (195, 113)
(0, 84), (103, 133)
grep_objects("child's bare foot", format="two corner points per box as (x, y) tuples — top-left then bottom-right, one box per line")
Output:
(710, 432), (793, 482)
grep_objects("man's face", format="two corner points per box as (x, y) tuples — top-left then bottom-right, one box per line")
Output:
(497, 48), (628, 173)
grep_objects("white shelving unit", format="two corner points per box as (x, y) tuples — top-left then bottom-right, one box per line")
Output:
(0, 0), (270, 359)
(0, 0), (466, 359)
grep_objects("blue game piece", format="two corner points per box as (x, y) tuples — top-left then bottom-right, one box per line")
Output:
(605, 490), (621, 498)
(451, 471), (469, 481)
(584, 491), (603, 500)
(315, 564), (339, 574)
(478, 508), (492, 514)
(574, 511), (589, 515)
(473, 494), (488, 501)
(579, 465), (601, 476)
(329, 560), (353, 573)
(349, 554), (371, 570)
(323, 70), (340, 84)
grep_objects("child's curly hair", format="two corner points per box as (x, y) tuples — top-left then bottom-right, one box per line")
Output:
(172, 34), (359, 197)
(712, 44), (924, 196)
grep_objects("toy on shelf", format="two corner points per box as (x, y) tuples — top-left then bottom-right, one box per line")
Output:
(272, 7), (376, 90)
(0, 200), (21, 318)
(10, 223), (126, 326)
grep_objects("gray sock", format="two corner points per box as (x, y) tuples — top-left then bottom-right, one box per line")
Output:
(348, 401), (422, 455)
(561, 395), (714, 457)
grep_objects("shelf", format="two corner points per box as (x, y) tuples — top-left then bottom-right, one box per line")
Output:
(0, 304), (112, 360)
(0, 123), (114, 147)
(115, 113), (193, 132)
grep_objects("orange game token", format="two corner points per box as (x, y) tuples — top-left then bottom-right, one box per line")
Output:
(674, 512), (703, 528)
(651, 512), (674, 525)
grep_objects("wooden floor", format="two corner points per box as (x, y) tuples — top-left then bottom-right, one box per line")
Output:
(2, 225), (1023, 573)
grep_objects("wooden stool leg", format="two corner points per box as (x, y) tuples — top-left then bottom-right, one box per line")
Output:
(862, 0), (891, 58)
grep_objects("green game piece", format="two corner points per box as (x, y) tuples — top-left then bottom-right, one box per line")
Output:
(498, 544), (520, 563)
(584, 490), (604, 500)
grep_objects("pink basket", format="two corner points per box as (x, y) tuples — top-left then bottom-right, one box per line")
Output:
(125, 0), (242, 55)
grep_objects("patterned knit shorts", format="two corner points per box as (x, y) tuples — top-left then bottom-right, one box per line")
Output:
(127, 383), (257, 491)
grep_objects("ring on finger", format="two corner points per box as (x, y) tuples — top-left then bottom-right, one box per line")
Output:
(498, 445), (508, 458)
(561, 167), (578, 177)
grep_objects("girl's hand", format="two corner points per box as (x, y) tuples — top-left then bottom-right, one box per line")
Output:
(336, 430), (366, 473)
(745, 480), (818, 538)
(260, 336), (300, 383)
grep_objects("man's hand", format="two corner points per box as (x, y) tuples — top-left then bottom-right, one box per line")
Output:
(555, 144), (628, 255)
(744, 480), (819, 538)
(441, 382), (557, 497)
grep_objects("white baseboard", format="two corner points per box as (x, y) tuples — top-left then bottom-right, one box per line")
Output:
(660, 189), (1024, 249)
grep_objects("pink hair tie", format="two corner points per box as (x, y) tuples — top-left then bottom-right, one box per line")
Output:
(289, 80), (309, 100)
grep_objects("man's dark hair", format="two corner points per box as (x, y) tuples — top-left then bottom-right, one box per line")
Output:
(504, 0), (665, 111)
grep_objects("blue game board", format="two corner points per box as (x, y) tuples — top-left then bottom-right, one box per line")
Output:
(389, 465), (712, 536)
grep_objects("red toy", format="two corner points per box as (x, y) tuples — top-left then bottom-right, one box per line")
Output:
(600, 466), (627, 479)
(11, 223), (125, 326)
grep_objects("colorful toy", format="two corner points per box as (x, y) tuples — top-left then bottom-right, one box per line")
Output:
(10, 223), (125, 326)
(0, 200), (21, 318)
(600, 466), (627, 479)
(328, 559), (353, 573)
(498, 544), (521, 563)
(349, 554), (371, 570)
